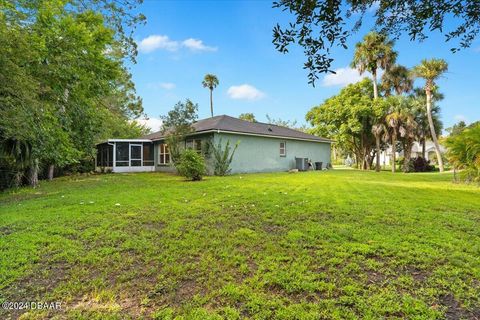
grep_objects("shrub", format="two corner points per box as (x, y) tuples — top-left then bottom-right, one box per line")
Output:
(209, 139), (239, 176)
(445, 123), (480, 182)
(411, 157), (435, 172)
(176, 149), (206, 181)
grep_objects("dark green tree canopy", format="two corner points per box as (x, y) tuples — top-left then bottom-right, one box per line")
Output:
(160, 99), (199, 135)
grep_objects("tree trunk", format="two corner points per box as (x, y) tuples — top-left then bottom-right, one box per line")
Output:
(48, 164), (54, 181)
(426, 89), (444, 172)
(391, 136), (396, 173)
(372, 70), (381, 171)
(403, 140), (413, 172)
(372, 69), (378, 99)
(422, 137), (426, 159)
(375, 135), (381, 172)
(30, 159), (39, 188)
(210, 89), (213, 117)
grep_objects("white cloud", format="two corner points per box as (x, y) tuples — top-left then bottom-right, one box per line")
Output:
(138, 35), (217, 54)
(454, 114), (467, 122)
(147, 82), (176, 90)
(321, 67), (365, 87)
(138, 35), (179, 53)
(227, 84), (266, 101)
(135, 117), (163, 132)
(182, 38), (217, 52)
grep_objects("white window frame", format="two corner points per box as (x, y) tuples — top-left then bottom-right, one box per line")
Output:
(158, 143), (170, 165)
(280, 141), (286, 157)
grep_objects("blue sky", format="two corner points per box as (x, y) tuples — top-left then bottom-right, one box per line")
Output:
(130, 0), (480, 133)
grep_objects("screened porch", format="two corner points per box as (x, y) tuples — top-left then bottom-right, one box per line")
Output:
(95, 139), (155, 173)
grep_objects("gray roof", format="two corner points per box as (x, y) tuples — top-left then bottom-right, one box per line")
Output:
(141, 115), (332, 143)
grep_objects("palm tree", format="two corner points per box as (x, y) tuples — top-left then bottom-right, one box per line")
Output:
(372, 122), (387, 171)
(411, 88), (443, 158)
(352, 32), (397, 171)
(351, 32), (398, 100)
(412, 59), (448, 172)
(384, 96), (409, 173)
(202, 74), (219, 117)
(381, 64), (413, 96)
(399, 110), (418, 172)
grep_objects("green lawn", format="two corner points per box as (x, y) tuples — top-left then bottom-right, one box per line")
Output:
(1, 170), (479, 319)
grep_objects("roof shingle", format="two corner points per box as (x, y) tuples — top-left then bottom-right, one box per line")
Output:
(141, 115), (331, 143)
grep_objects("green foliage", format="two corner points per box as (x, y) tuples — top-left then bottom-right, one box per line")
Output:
(351, 32), (397, 77)
(0, 0), (145, 187)
(381, 64), (414, 96)
(1, 171), (479, 318)
(176, 149), (206, 181)
(273, 0), (478, 84)
(202, 74), (219, 117)
(209, 139), (240, 176)
(202, 74), (219, 90)
(306, 78), (383, 169)
(161, 99), (199, 165)
(160, 99), (198, 135)
(446, 121), (468, 137)
(445, 123), (480, 182)
(238, 113), (257, 122)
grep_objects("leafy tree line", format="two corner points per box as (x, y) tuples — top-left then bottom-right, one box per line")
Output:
(307, 32), (446, 173)
(0, 0), (147, 189)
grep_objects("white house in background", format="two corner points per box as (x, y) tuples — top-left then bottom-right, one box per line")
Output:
(379, 141), (446, 166)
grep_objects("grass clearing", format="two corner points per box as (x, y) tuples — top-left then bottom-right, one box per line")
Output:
(0, 170), (479, 319)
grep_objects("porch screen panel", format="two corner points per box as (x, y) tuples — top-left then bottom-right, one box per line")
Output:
(96, 144), (112, 167)
(143, 143), (154, 166)
(116, 142), (129, 166)
(130, 145), (142, 167)
(107, 145), (113, 166)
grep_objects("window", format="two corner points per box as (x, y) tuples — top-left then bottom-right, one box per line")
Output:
(280, 141), (286, 157)
(194, 139), (202, 153)
(116, 142), (129, 166)
(186, 139), (202, 153)
(143, 143), (154, 166)
(158, 143), (170, 165)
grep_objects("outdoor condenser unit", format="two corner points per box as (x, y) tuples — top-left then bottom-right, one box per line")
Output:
(295, 157), (309, 171)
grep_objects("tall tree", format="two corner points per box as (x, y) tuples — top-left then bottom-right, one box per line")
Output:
(0, 0), (145, 187)
(381, 65), (413, 96)
(412, 59), (448, 172)
(202, 74), (219, 117)
(160, 99), (199, 165)
(273, 0), (480, 84)
(351, 32), (396, 171)
(351, 32), (397, 99)
(307, 78), (377, 170)
(411, 88), (443, 158)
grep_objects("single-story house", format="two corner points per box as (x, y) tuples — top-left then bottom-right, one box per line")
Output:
(95, 115), (332, 174)
(378, 141), (446, 166)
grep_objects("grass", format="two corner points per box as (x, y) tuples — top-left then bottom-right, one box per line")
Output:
(0, 170), (479, 319)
